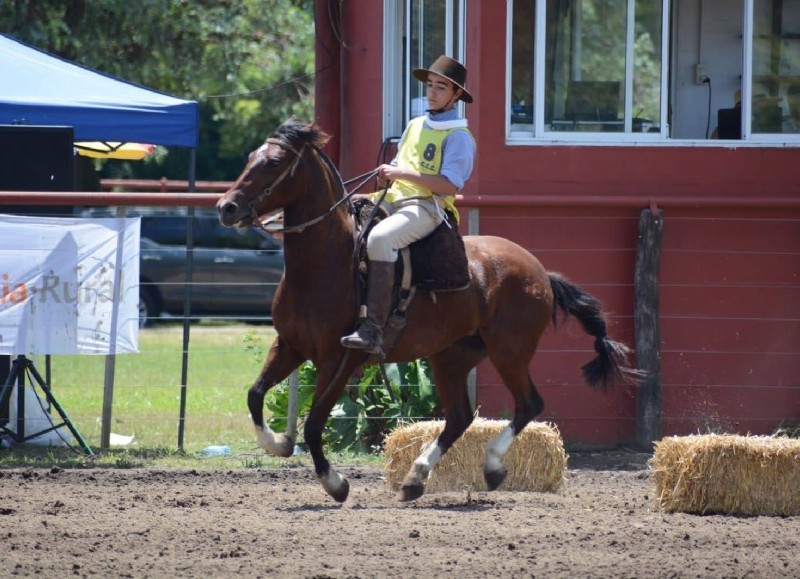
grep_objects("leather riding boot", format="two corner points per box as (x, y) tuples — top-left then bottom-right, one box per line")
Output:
(341, 260), (395, 354)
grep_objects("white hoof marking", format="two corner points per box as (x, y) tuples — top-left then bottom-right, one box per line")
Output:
(485, 425), (515, 472)
(255, 425), (289, 455)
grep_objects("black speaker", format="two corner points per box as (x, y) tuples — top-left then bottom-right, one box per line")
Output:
(0, 125), (74, 214)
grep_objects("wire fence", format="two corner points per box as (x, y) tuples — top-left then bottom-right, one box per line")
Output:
(1, 187), (798, 454)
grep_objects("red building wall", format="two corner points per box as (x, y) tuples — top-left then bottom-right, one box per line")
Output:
(319, 1), (800, 447)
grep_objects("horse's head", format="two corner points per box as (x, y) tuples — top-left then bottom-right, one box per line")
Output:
(217, 118), (330, 228)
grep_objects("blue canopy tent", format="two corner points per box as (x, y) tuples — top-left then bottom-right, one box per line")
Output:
(0, 33), (200, 451)
(0, 33), (198, 149)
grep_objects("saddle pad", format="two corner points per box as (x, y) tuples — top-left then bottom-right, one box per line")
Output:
(406, 219), (469, 291)
(351, 197), (469, 291)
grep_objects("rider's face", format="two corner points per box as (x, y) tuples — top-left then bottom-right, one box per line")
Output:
(426, 74), (461, 111)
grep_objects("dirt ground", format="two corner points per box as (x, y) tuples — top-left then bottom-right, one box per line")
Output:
(1, 450), (797, 578)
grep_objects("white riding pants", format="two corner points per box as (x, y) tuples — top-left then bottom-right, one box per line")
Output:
(366, 198), (444, 262)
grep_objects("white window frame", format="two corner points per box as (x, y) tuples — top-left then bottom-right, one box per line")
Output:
(506, 0), (800, 147)
(508, 0), (670, 144)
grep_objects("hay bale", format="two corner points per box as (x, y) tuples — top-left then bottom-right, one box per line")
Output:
(650, 434), (800, 516)
(383, 418), (567, 493)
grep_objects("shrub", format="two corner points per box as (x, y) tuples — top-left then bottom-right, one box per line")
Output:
(264, 359), (439, 453)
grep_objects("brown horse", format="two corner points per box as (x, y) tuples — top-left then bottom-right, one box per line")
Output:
(216, 118), (639, 503)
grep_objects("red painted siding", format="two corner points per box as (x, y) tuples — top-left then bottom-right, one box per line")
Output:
(657, 209), (800, 438)
(317, 0), (800, 446)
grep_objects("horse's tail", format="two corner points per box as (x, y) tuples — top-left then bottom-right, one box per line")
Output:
(549, 272), (643, 389)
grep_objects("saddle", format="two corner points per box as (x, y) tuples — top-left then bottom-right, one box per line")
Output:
(351, 197), (470, 290)
(350, 197), (470, 355)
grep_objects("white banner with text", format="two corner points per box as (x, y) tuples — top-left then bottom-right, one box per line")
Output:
(0, 214), (140, 355)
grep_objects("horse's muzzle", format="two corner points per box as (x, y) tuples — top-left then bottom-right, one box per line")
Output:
(216, 196), (247, 227)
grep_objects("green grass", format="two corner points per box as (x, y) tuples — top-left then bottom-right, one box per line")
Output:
(2, 322), (385, 469)
(0, 444), (383, 470)
(0, 322), (385, 469)
(40, 323), (270, 453)
(4, 324), (294, 466)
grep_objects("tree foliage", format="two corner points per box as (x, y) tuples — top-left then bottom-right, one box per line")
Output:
(1, 0), (315, 180)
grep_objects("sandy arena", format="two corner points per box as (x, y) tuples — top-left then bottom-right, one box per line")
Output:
(0, 451), (797, 578)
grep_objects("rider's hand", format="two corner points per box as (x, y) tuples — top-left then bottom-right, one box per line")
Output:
(377, 164), (401, 188)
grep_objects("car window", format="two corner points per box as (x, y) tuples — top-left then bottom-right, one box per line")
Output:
(140, 215), (281, 251)
(205, 219), (281, 251)
(141, 216), (189, 246)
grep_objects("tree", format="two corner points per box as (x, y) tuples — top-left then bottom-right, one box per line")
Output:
(1, 0), (315, 180)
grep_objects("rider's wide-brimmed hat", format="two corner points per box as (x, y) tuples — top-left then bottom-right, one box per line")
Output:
(412, 55), (473, 103)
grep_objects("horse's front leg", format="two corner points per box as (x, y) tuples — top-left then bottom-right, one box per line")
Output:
(248, 336), (305, 457)
(304, 353), (359, 503)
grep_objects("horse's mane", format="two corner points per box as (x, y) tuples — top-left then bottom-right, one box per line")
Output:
(274, 117), (330, 150)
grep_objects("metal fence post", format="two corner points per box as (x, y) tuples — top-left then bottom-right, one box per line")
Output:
(100, 205), (127, 450)
(286, 369), (300, 443)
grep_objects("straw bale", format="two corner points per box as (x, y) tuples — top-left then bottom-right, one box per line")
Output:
(649, 434), (800, 516)
(383, 418), (567, 493)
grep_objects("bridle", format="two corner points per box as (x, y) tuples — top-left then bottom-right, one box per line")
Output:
(245, 138), (306, 230)
(246, 137), (377, 235)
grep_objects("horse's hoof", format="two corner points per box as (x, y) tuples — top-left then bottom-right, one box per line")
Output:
(397, 482), (425, 502)
(328, 477), (349, 503)
(319, 470), (350, 503)
(484, 467), (508, 491)
(273, 436), (294, 458)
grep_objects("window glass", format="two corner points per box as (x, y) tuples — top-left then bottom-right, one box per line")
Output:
(545, 0), (627, 133)
(752, 0), (800, 134)
(543, 1), (662, 134)
(510, 0), (662, 136)
(409, 2), (448, 118)
(505, 0), (800, 143)
(384, 0), (465, 135)
(633, 2), (662, 133)
(404, 0), (459, 118)
(510, 0), (535, 128)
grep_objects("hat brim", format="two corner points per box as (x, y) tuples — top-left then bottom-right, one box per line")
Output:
(412, 68), (473, 103)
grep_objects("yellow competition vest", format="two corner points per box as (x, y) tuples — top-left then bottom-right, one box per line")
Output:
(383, 116), (472, 223)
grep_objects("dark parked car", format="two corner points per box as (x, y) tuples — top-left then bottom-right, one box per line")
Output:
(138, 210), (284, 326)
(81, 207), (284, 326)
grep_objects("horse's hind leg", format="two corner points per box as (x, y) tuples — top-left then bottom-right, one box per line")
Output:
(483, 363), (544, 491)
(398, 338), (486, 502)
(248, 336), (305, 457)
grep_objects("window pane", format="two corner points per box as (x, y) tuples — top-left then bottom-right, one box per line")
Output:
(633, 1), (663, 133)
(752, 0), (800, 134)
(409, 1), (447, 118)
(511, 0), (535, 130)
(546, 0), (626, 133)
